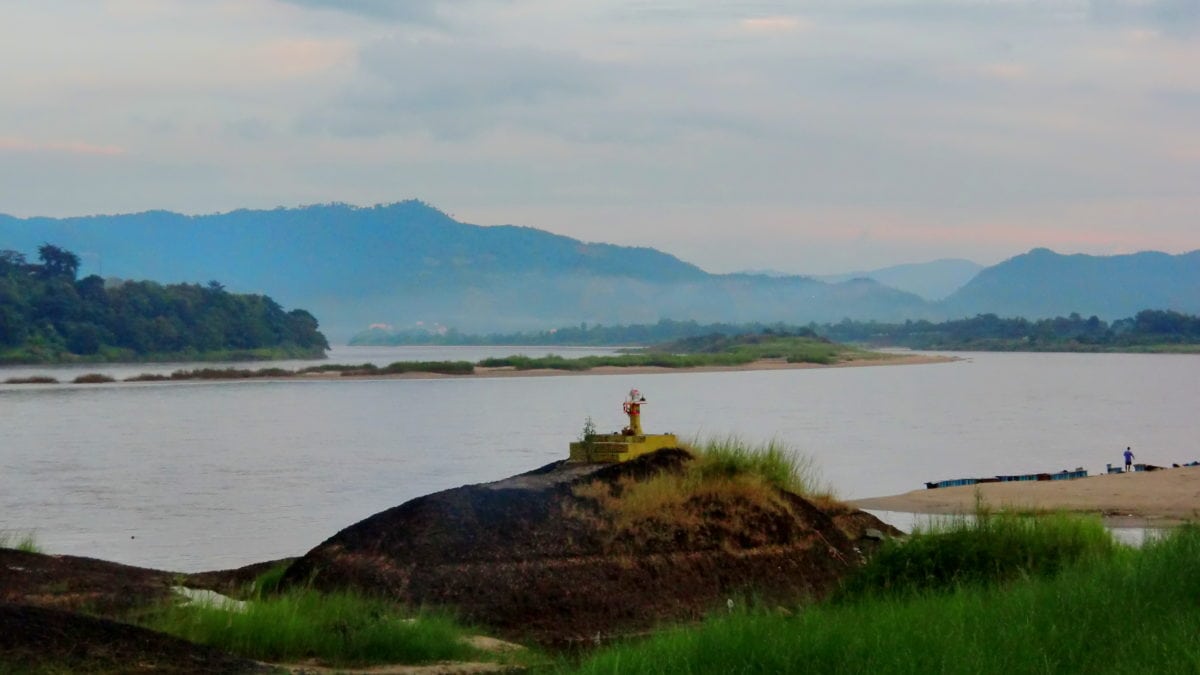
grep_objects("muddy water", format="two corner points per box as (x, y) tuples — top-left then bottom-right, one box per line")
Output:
(1, 350), (1197, 571)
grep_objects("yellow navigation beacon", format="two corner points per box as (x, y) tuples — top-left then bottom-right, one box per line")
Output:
(569, 388), (679, 463)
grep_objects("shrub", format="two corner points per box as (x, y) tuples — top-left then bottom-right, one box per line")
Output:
(299, 363), (379, 374)
(380, 361), (475, 375)
(72, 373), (116, 384)
(4, 376), (58, 384)
(124, 373), (171, 382)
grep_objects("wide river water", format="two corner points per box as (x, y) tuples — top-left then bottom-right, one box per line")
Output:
(2, 347), (1197, 571)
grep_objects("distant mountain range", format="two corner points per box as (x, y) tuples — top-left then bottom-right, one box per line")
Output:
(943, 248), (1200, 320)
(2, 202), (1197, 341)
(814, 259), (985, 301)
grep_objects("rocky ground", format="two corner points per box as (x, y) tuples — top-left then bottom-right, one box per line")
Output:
(284, 449), (898, 645)
(2, 448), (899, 671)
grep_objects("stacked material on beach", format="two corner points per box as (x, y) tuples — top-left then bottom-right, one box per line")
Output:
(925, 468), (1088, 490)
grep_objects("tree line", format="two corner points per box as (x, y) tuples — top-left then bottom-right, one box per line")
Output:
(818, 311), (1200, 350)
(349, 319), (819, 347)
(0, 244), (329, 363)
(350, 312), (1200, 351)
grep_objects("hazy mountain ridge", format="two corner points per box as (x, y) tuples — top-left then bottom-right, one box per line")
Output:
(4, 204), (1198, 341)
(0, 202), (934, 339)
(944, 248), (1200, 319)
(815, 258), (985, 300)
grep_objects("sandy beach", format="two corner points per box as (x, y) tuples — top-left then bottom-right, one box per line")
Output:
(851, 465), (1200, 526)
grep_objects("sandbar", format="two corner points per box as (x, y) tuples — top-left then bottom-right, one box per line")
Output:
(851, 465), (1200, 526)
(302, 352), (958, 381)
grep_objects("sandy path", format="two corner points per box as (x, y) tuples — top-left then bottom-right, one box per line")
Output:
(851, 465), (1200, 525)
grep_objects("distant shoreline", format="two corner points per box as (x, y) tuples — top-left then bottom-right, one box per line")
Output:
(851, 465), (1200, 526)
(2, 353), (958, 386)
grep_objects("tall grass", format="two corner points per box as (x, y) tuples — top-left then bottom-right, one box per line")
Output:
(571, 436), (833, 540)
(0, 530), (42, 553)
(837, 507), (1118, 599)
(684, 435), (832, 498)
(146, 588), (481, 666)
(566, 525), (1200, 675)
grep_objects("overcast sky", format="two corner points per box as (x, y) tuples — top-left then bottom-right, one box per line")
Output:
(1, 0), (1197, 274)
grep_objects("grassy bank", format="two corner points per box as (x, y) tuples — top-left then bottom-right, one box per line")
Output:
(146, 588), (483, 667)
(565, 517), (1200, 674)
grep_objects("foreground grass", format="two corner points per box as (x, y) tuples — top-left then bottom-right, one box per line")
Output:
(145, 588), (484, 667)
(566, 524), (1200, 674)
(838, 508), (1118, 599)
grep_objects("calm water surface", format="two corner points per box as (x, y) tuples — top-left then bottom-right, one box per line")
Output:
(1, 349), (1196, 571)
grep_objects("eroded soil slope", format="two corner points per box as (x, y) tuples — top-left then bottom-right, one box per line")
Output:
(285, 449), (896, 643)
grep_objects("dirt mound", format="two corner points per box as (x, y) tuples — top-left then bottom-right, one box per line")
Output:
(0, 548), (178, 617)
(284, 449), (897, 644)
(0, 602), (268, 674)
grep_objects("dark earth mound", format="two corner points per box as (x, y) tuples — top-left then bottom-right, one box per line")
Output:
(0, 548), (177, 617)
(0, 549), (298, 673)
(0, 603), (269, 674)
(284, 448), (898, 644)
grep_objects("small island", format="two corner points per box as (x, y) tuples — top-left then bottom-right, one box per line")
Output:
(0, 245), (329, 364)
(3, 330), (952, 385)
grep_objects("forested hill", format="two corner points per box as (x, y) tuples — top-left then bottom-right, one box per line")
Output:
(0, 245), (329, 364)
(943, 248), (1200, 318)
(0, 202), (934, 339)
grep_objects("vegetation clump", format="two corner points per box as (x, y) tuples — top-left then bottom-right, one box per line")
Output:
(72, 373), (116, 384)
(3, 375), (57, 384)
(145, 588), (483, 667)
(0, 531), (41, 554)
(837, 506), (1117, 600)
(571, 436), (834, 542)
(0, 244), (329, 364)
(566, 523), (1200, 675)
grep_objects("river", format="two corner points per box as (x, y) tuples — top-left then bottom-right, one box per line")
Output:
(1, 348), (1196, 570)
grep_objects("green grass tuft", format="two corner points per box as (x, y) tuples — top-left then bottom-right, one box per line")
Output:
(145, 588), (481, 667)
(249, 562), (290, 599)
(683, 435), (833, 498)
(0, 530), (42, 554)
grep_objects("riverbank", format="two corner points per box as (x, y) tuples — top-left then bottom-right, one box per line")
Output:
(851, 464), (1200, 526)
(1, 353), (957, 386)
(370, 352), (956, 380)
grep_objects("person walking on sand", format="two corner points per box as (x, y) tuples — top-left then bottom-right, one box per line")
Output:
(1124, 447), (1135, 473)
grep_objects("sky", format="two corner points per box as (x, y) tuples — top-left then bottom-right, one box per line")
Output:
(1, 0), (1197, 274)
